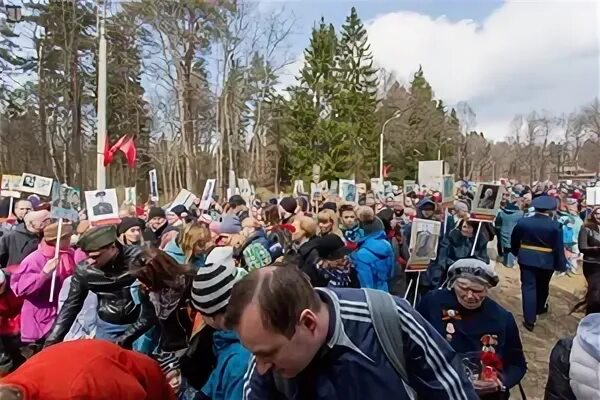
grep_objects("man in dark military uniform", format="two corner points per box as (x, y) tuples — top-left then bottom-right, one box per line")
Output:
(511, 195), (567, 331)
(92, 191), (113, 216)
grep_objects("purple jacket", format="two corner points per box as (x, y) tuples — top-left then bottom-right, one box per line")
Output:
(10, 243), (86, 342)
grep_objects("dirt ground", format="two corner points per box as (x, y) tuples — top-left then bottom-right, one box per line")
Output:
(488, 250), (587, 400)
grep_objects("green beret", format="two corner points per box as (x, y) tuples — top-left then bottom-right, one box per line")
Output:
(78, 225), (117, 252)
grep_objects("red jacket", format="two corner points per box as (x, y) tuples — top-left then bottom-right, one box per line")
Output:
(0, 287), (22, 336)
(0, 340), (176, 400)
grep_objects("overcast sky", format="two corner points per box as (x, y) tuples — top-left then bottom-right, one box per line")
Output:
(265, 0), (600, 142)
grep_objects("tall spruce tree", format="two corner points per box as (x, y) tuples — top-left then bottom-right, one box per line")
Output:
(334, 6), (379, 179)
(284, 19), (347, 181)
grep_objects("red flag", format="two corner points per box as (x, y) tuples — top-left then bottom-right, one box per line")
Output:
(103, 135), (137, 168)
(382, 164), (391, 178)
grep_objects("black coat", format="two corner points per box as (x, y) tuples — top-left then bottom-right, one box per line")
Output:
(45, 244), (157, 348)
(544, 338), (576, 400)
(142, 222), (167, 248)
(0, 224), (40, 268)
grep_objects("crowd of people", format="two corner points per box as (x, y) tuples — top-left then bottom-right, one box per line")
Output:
(0, 178), (595, 399)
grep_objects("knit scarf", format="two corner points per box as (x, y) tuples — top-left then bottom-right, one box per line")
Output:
(39, 240), (77, 277)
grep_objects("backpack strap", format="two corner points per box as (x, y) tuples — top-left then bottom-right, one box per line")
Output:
(364, 288), (414, 398)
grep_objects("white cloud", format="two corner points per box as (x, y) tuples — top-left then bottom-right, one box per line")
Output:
(365, 0), (599, 141)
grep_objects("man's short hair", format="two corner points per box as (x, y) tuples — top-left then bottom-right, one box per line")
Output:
(338, 203), (355, 216)
(225, 264), (322, 338)
(228, 195), (246, 207)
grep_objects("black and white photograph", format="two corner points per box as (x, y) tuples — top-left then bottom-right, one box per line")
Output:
(124, 186), (136, 205)
(442, 174), (455, 204)
(293, 180), (305, 197)
(475, 184), (501, 209)
(1, 175), (22, 198)
(169, 189), (197, 212)
(407, 218), (442, 271)
(311, 182), (321, 201)
(20, 173), (53, 196)
(148, 169), (159, 201)
(85, 188), (119, 222)
(339, 179), (358, 203)
(403, 180), (416, 195)
(199, 179), (216, 210)
(471, 183), (503, 219)
(51, 183), (79, 221)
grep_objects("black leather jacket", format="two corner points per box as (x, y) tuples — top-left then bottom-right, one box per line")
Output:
(45, 244), (157, 347)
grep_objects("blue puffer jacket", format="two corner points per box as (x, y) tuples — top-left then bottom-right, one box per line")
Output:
(350, 231), (395, 291)
(201, 330), (251, 400)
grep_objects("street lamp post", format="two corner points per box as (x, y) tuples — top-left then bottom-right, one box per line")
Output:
(5, 4), (22, 23)
(379, 110), (403, 179)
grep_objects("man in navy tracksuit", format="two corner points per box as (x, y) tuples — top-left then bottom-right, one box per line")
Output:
(225, 265), (478, 400)
(511, 195), (567, 332)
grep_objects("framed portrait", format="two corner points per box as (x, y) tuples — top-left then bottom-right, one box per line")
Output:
(587, 187), (600, 206)
(1, 175), (22, 198)
(310, 182), (322, 202)
(20, 173), (53, 196)
(339, 179), (358, 203)
(407, 218), (442, 271)
(199, 179), (216, 210)
(370, 178), (384, 201)
(441, 175), (455, 204)
(471, 183), (503, 221)
(124, 186), (136, 205)
(293, 180), (305, 197)
(51, 183), (79, 221)
(403, 180), (416, 196)
(148, 169), (159, 201)
(169, 189), (197, 212)
(85, 188), (119, 222)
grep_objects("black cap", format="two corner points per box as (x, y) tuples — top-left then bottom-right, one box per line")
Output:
(322, 202), (337, 212)
(170, 204), (189, 217)
(117, 217), (145, 236)
(228, 195), (246, 207)
(148, 207), (166, 220)
(95, 191), (106, 197)
(315, 234), (350, 260)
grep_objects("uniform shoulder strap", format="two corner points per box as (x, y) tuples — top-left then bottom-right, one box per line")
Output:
(363, 288), (410, 386)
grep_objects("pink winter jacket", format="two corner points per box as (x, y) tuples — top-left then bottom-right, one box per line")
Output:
(10, 241), (86, 343)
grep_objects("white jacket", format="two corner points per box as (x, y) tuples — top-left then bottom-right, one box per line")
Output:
(569, 314), (600, 400)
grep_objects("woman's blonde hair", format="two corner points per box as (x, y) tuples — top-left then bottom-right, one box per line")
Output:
(317, 209), (344, 240)
(177, 222), (212, 262)
(119, 203), (136, 217)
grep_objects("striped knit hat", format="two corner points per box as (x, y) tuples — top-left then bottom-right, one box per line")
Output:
(191, 263), (239, 315)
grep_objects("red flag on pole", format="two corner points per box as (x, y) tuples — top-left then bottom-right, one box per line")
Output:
(103, 135), (137, 168)
(382, 164), (391, 178)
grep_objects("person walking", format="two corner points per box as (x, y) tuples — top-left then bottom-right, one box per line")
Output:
(511, 195), (567, 332)
(225, 265), (478, 399)
(44, 226), (156, 348)
(10, 222), (86, 350)
(0, 339), (176, 400)
(117, 217), (145, 246)
(350, 206), (395, 292)
(191, 260), (251, 400)
(0, 210), (50, 269)
(578, 206), (600, 283)
(496, 201), (524, 268)
(544, 273), (600, 400)
(143, 207), (168, 247)
(418, 259), (527, 399)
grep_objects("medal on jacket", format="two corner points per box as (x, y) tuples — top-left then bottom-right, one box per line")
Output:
(442, 309), (460, 342)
